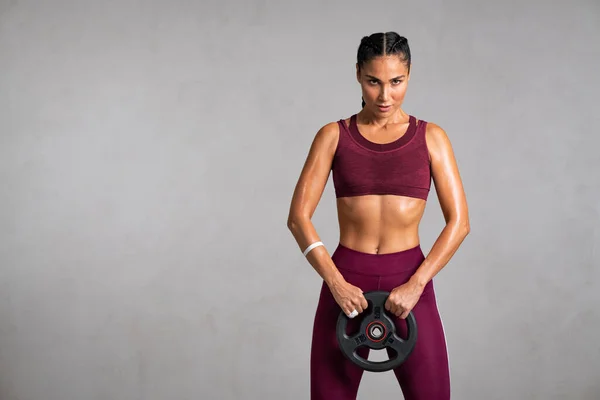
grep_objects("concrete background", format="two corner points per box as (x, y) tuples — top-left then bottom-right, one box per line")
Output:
(1, 0), (598, 398)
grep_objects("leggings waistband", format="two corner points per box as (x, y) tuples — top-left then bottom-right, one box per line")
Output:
(331, 242), (425, 277)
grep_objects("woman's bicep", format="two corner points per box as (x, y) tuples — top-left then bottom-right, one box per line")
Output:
(288, 123), (339, 221)
(426, 123), (469, 226)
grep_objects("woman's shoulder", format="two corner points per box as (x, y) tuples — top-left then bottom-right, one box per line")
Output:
(423, 120), (448, 139)
(315, 119), (342, 139)
(419, 118), (453, 156)
(411, 113), (445, 137)
(308, 120), (342, 154)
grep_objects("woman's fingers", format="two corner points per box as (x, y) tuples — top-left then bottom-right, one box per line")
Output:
(385, 298), (406, 318)
(345, 287), (368, 317)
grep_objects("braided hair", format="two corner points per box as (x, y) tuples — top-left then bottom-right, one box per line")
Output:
(357, 32), (411, 108)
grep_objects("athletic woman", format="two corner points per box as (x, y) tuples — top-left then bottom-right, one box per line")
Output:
(287, 32), (470, 400)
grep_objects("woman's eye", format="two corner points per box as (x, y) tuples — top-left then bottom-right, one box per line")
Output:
(393, 80), (403, 85)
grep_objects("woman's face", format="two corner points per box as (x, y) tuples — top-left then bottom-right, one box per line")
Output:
(356, 55), (411, 115)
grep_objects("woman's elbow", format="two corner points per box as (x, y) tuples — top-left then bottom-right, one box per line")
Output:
(460, 218), (470, 236)
(448, 217), (470, 236)
(287, 214), (303, 231)
(287, 212), (312, 234)
(287, 216), (297, 231)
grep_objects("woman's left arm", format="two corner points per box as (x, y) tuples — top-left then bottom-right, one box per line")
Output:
(386, 122), (470, 318)
(411, 122), (470, 287)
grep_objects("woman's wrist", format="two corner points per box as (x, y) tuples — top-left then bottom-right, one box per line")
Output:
(409, 272), (429, 289)
(325, 269), (345, 289)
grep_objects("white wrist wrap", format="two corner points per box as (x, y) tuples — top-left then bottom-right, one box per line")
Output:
(303, 241), (324, 257)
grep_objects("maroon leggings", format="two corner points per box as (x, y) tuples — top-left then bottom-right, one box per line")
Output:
(310, 243), (450, 399)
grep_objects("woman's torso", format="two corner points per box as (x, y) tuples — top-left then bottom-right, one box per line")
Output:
(332, 113), (431, 255)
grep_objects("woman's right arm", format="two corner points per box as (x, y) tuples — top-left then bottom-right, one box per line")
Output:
(286, 122), (368, 316)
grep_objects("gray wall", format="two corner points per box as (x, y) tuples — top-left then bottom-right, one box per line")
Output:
(1, 0), (598, 399)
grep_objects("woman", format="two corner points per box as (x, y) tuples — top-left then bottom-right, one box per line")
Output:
(286, 32), (469, 400)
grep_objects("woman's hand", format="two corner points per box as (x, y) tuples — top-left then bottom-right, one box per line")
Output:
(328, 279), (368, 318)
(385, 279), (425, 319)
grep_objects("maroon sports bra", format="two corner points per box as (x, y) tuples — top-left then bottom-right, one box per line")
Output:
(331, 114), (431, 200)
